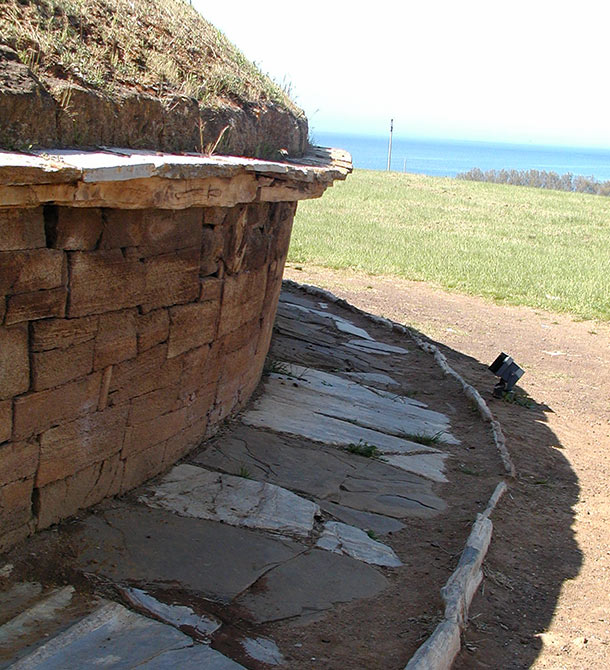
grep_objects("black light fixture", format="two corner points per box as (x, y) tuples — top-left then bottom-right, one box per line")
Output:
(489, 353), (524, 398)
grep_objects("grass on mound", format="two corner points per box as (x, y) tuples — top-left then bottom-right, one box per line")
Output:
(289, 170), (610, 321)
(0, 0), (299, 112)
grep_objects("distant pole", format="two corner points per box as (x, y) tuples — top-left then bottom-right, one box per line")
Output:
(386, 118), (393, 171)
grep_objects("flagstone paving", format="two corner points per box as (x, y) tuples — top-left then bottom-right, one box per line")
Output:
(0, 284), (502, 669)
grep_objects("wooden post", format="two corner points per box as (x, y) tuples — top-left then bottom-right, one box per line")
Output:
(387, 119), (394, 171)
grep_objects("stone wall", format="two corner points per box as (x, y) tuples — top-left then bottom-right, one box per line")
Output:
(0, 200), (297, 550)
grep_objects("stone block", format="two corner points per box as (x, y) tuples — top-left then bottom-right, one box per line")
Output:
(0, 324), (29, 400)
(167, 301), (220, 358)
(140, 248), (200, 312)
(199, 225), (224, 276)
(36, 454), (123, 530)
(0, 207), (45, 250)
(0, 522), (33, 553)
(0, 249), (65, 295)
(4, 287), (66, 325)
(163, 416), (208, 467)
(268, 202), (297, 261)
(0, 295), (5, 322)
(202, 207), (226, 226)
(68, 249), (146, 317)
(101, 208), (203, 254)
(0, 478), (33, 532)
(198, 276), (223, 303)
(121, 441), (167, 493)
(220, 317), (261, 355)
(136, 308), (169, 352)
(184, 382), (216, 427)
(218, 267), (267, 337)
(31, 315), (98, 352)
(128, 386), (180, 426)
(37, 404), (129, 487)
(0, 440), (39, 486)
(13, 371), (102, 439)
(178, 345), (212, 398)
(0, 399), (12, 443)
(50, 207), (103, 250)
(109, 343), (182, 405)
(122, 407), (187, 458)
(31, 340), (94, 391)
(95, 309), (137, 369)
(223, 206), (249, 274)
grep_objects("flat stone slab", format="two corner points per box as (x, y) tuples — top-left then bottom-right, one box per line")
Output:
(318, 501), (405, 536)
(345, 339), (409, 355)
(243, 366), (457, 448)
(241, 637), (284, 666)
(120, 588), (221, 640)
(192, 425), (445, 519)
(235, 549), (388, 624)
(72, 505), (303, 604)
(8, 602), (244, 670)
(139, 464), (319, 537)
(316, 521), (403, 567)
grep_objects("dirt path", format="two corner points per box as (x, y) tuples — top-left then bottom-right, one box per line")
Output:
(284, 264), (610, 669)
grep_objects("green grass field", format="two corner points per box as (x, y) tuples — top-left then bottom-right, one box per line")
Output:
(289, 170), (610, 320)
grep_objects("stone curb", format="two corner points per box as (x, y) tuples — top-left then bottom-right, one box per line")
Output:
(282, 279), (514, 669)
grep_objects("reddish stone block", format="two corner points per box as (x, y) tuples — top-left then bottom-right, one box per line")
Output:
(0, 440), (38, 486)
(0, 399), (12, 443)
(0, 208), (45, 250)
(101, 208), (203, 254)
(202, 207), (226, 225)
(4, 287), (67, 325)
(140, 248), (200, 312)
(31, 315), (98, 352)
(0, 324), (29, 400)
(0, 249), (65, 295)
(199, 276), (223, 303)
(0, 296), (5, 323)
(0, 478), (33, 532)
(218, 267), (267, 337)
(108, 343), (182, 405)
(178, 345), (212, 398)
(94, 309), (137, 369)
(167, 301), (220, 358)
(162, 416), (208, 467)
(31, 340), (94, 392)
(0, 522), (33, 553)
(220, 317), (261, 355)
(137, 309), (169, 352)
(122, 407), (187, 458)
(200, 225), (225, 276)
(50, 207), (103, 250)
(184, 382), (216, 427)
(36, 454), (123, 530)
(120, 442), (166, 493)
(68, 249), (146, 317)
(13, 371), (102, 439)
(128, 386), (180, 426)
(37, 404), (129, 487)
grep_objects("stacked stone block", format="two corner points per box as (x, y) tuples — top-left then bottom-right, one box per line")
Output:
(0, 201), (297, 550)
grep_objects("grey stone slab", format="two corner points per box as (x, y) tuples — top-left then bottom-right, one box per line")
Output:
(383, 453), (449, 483)
(243, 367), (458, 449)
(235, 550), (388, 624)
(0, 584), (43, 626)
(278, 301), (373, 341)
(241, 637), (284, 666)
(346, 339), (409, 355)
(342, 371), (400, 388)
(315, 522), (402, 567)
(192, 427), (354, 499)
(72, 505), (303, 604)
(120, 588), (221, 639)
(8, 602), (245, 670)
(194, 425), (445, 520)
(0, 588), (75, 652)
(319, 501), (404, 536)
(139, 465), (318, 537)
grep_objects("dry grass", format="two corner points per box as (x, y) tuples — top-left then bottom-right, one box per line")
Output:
(0, 0), (300, 113)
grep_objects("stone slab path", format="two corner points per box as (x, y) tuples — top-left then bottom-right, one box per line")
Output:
(0, 284), (505, 669)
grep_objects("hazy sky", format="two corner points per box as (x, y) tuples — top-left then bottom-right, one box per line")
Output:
(194, 1), (610, 148)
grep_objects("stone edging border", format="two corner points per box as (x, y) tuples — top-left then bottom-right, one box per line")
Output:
(282, 279), (515, 669)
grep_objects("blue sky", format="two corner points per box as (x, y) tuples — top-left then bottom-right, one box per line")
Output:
(194, 1), (610, 149)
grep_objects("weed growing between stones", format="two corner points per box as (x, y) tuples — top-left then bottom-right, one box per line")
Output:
(346, 440), (380, 459)
(400, 430), (447, 446)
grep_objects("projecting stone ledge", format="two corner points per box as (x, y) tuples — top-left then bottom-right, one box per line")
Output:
(0, 146), (352, 209)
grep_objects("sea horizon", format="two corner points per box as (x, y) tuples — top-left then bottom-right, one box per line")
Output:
(313, 131), (610, 181)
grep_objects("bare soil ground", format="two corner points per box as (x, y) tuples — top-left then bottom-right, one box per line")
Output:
(284, 264), (610, 669)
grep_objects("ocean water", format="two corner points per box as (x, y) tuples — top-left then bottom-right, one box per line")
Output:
(314, 132), (610, 181)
